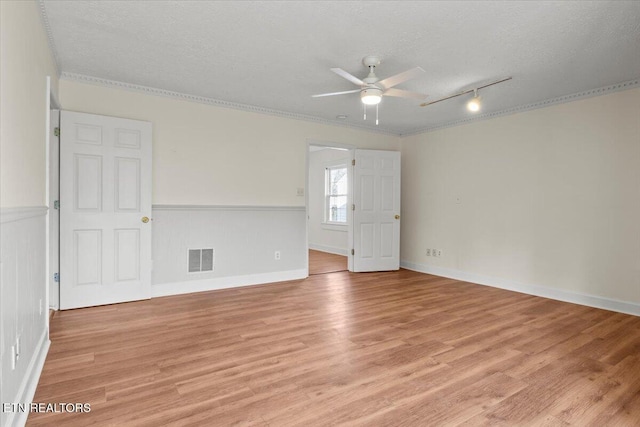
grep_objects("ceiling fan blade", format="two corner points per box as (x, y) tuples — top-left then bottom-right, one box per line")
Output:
(378, 67), (425, 89)
(311, 89), (361, 98)
(383, 88), (428, 100)
(331, 68), (364, 86)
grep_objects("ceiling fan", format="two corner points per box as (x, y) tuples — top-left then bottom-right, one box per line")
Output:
(312, 55), (427, 124)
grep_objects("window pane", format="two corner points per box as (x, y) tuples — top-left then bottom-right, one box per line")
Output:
(330, 167), (347, 196)
(329, 195), (347, 222)
(326, 166), (348, 223)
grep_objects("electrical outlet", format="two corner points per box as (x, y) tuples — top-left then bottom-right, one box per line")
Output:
(426, 249), (431, 256)
(437, 249), (443, 257)
(296, 187), (304, 196)
(274, 251), (281, 260)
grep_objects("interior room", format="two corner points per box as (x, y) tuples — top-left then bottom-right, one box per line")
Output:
(307, 144), (350, 274)
(1, 1), (639, 426)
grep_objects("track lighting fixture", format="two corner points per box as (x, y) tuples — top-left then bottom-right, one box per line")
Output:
(420, 77), (512, 112)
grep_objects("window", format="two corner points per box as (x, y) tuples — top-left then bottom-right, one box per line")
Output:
(325, 165), (348, 223)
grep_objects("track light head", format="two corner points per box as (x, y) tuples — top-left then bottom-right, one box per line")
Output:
(467, 89), (481, 112)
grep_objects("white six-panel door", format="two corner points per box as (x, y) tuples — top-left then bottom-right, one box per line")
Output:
(352, 149), (401, 272)
(60, 111), (152, 309)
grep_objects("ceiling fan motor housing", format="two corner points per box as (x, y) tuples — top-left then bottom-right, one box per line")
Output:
(362, 55), (382, 67)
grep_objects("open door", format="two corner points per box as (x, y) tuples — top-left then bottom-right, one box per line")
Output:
(351, 149), (401, 272)
(59, 111), (152, 309)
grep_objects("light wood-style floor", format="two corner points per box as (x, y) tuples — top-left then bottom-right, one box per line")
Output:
(308, 249), (348, 275)
(30, 270), (640, 426)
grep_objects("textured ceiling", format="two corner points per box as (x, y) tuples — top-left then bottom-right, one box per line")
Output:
(41, 1), (640, 135)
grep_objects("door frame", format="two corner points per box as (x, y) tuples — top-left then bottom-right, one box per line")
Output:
(305, 139), (355, 273)
(46, 76), (61, 315)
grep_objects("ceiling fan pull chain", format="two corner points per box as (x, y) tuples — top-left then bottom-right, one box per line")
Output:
(376, 104), (379, 125)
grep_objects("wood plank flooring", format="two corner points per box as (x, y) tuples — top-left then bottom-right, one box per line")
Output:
(29, 269), (640, 426)
(308, 249), (347, 275)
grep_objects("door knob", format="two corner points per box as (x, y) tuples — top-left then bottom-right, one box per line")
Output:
(141, 216), (150, 223)
(395, 215), (400, 220)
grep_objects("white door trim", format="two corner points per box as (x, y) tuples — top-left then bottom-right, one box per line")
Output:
(46, 76), (61, 315)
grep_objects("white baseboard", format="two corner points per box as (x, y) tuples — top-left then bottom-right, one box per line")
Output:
(5, 331), (50, 427)
(400, 260), (640, 317)
(308, 244), (348, 256)
(152, 268), (308, 298)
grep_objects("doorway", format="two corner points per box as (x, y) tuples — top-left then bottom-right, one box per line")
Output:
(306, 141), (354, 275)
(305, 143), (402, 275)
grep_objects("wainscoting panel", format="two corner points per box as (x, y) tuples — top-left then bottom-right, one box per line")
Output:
(1, 207), (50, 427)
(151, 205), (307, 297)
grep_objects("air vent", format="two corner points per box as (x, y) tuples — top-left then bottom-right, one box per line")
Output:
(188, 248), (214, 273)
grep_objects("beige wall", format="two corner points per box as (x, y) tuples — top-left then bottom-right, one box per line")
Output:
(401, 88), (640, 304)
(60, 80), (399, 206)
(0, 0), (59, 207)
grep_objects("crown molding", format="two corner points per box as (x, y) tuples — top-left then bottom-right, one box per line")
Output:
(37, 0), (60, 76)
(59, 72), (399, 136)
(400, 78), (640, 137)
(60, 72), (639, 139)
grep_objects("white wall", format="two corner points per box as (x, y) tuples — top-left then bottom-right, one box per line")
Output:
(401, 88), (640, 313)
(59, 80), (399, 206)
(308, 148), (350, 255)
(0, 1), (58, 426)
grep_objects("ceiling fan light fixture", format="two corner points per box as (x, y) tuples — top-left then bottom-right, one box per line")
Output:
(466, 89), (481, 112)
(361, 87), (383, 105)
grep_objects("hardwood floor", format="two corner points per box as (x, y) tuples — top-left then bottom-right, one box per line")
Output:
(308, 249), (348, 275)
(29, 270), (640, 426)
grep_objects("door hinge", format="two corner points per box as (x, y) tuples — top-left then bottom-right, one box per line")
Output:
(351, 249), (354, 255)
(352, 159), (356, 166)
(53, 273), (60, 283)
(53, 200), (60, 210)
(352, 204), (355, 211)
(54, 127), (60, 137)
